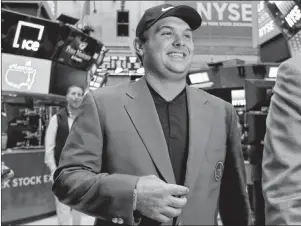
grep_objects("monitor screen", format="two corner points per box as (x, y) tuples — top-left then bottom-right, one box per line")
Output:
(55, 27), (103, 71)
(231, 89), (246, 106)
(1, 9), (104, 71)
(245, 79), (275, 111)
(188, 72), (210, 84)
(268, 66), (279, 78)
(2, 53), (51, 94)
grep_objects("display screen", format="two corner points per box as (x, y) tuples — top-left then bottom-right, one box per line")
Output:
(1, 9), (66, 60)
(188, 72), (210, 84)
(2, 53), (51, 94)
(1, 9), (104, 71)
(231, 89), (246, 106)
(266, 0), (301, 39)
(268, 66), (278, 78)
(55, 26), (103, 71)
(256, 1), (281, 45)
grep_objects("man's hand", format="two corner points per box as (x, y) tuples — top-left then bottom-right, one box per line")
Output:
(136, 175), (189, 223)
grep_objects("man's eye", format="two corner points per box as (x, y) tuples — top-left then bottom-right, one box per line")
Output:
(184, 34), (191, 39)
(162, 31), (172, 36)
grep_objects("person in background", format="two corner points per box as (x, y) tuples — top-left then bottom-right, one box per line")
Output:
(53, 4), (251, 226)
(262, 54), (301, 225)
(44, 85), (84, 225)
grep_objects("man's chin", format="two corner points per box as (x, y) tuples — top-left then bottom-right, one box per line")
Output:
(71, 104), (81, 109)
(168, 67), (189, 75)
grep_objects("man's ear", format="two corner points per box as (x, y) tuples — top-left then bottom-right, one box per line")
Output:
(133, 37), (144, 58)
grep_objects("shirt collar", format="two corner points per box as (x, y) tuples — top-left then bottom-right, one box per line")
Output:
(146, 82), (186, 103)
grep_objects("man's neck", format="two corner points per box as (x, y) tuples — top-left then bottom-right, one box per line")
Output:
(67, 106), (78, 118)
(145, 72), (186, 101)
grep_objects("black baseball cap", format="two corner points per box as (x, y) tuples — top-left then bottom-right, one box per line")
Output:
(136, 4), (202, 38)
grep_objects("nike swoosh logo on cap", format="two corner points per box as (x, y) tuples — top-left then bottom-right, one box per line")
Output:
(162, 6), (174, 12)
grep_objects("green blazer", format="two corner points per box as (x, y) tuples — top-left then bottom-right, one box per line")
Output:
(53, 77), (251, 226)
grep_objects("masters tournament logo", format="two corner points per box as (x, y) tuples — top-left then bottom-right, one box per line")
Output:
(5, 60), (36, 90)
(78, 42), (88, 51)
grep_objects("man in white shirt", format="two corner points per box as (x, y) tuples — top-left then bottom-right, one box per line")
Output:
(45, 85), (84, 225)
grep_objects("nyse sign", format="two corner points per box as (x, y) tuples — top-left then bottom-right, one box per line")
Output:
(255, 1), (281, 46)
(197, 1), (252, 27)
(168, 1), (253, 40)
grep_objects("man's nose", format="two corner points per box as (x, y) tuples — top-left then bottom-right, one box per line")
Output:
(173, 35), (184, 47)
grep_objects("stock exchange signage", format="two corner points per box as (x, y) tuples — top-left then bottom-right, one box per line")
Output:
(266, 1), (301, 39)
(254, 1), (281, 46)
(197, 1), (252, 27)
(166, 1), (254, 56)
(168, 1), (253, 38)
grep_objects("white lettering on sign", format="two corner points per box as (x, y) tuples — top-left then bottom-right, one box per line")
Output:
(1, 174), (52, 189)
(259, 20), (275, 38)
(12, 21), (44, 52)
(65, 45), (92, 62)
(241, 4), (252, 21)
(228, 3), (240, 21)
(2, 179), (11, 188)
(285, 5), (301, 28)
(197, 2), (252, 23)
(43, 174), (51, 183)
(20, 39), (40, 51)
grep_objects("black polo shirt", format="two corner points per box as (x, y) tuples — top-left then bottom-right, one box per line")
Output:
(147, 84), (189, 185)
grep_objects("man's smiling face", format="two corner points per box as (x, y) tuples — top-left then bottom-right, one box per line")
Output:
(142, 16), (194, 81)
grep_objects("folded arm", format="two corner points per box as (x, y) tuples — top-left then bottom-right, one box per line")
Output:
(52, 91), (139, 225)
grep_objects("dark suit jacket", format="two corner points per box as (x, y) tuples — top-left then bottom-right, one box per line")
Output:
(53, 78), (251, 225)
(262, 54), (301, 225)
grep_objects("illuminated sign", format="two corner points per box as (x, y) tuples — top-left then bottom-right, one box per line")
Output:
(231, 89), (246, 106)
(189, 72), (210, 84)
(268, 66), (278, 78)
(197, 1), (252, 27)
(266, 0), (301, 39)
(5, 60), (36, 90)
(167, 1), (254, 57)
(285, 5), (301, 27)
(57, 29), (103, 71)
(12, 21), (44, 52)
(255, 1), (281, 46)
(2, 53), (51, 94)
